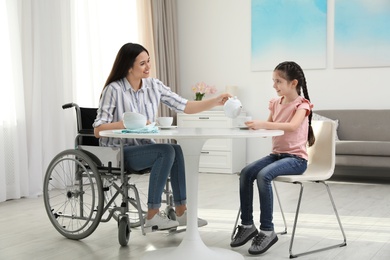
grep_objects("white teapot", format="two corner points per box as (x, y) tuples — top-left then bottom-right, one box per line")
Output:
(224, 96), (242, 118)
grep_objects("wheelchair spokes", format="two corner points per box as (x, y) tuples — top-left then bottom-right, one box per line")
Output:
(43, 149), (103, 240)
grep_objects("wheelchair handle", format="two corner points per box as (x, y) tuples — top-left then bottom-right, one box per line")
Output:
(62, 103), (77, 109)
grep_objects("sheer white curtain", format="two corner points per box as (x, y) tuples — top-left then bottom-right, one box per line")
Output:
(0, 0), (140, 203)
(0, 0), (75, 202)
(0, 0), (29, 201)
(71, 0), (139, 107)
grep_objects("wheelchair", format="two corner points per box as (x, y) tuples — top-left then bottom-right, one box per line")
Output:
(43, 103), (176, 246)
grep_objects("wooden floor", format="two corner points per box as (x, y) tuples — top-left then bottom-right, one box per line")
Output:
(1, 173), (390, 260)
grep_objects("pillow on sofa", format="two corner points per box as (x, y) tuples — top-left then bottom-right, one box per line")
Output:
(312, 113), (340, 141)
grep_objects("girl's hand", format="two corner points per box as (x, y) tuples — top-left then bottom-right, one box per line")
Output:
(245, 120), (262, 130)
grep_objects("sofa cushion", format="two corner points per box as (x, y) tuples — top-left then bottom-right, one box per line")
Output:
(314, 110), (390, 141)
(336, 141), (390, 156)
(336, 155), (390, 168)
(312, 113), (340, 140)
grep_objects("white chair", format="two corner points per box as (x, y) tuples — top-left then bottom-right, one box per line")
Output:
(274, 120), (347, 258)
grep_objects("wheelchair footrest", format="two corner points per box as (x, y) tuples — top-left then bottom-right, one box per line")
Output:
(143, 225), (178, 234)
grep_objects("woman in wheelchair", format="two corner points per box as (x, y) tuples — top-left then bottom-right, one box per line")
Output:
(93, 43), (231, 230)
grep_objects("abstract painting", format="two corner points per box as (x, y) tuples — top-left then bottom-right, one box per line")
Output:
(334, 0), (390, 68)
(251, 0), (327, 71)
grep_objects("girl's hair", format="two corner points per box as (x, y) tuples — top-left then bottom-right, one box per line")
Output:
(274, 61), (315, 146)
(101, 43), (149, 97)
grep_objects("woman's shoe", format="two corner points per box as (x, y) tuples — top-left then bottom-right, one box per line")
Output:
(176, 210), (208, 227)
(144, 212), (179, 230)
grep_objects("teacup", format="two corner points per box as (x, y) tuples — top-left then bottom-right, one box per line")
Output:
(238, 116), (252, 127)
(157, 117), (173, 127)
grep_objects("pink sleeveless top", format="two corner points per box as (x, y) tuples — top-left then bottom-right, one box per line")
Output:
(269, 96), (313, 160)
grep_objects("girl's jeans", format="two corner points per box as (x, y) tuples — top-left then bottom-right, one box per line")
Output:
(239, 153), (307, 231)
(123, 143), (186, 210)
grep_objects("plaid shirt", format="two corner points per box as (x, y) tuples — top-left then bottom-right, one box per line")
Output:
(93, 77), (187, 147)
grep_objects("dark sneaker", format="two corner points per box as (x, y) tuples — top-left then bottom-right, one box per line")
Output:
(230, 225), (258, 247)
(248, 231), (278, 255)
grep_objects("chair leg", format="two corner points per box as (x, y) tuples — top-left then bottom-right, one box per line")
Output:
(288, 181), (347, 258)
(273, 182), (288, 235)
(231, 207), (241, 241)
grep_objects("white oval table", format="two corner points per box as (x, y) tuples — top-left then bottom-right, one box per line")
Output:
(100, 127), (283, 260)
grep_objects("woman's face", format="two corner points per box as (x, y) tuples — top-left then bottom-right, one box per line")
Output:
(128, 51), (151, 79)
(272, 70), (297, 97)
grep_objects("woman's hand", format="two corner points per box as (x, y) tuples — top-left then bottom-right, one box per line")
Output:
(94, 121), (125, 138)
(215, 93), (232, 106)
(184, 92), (232, 114)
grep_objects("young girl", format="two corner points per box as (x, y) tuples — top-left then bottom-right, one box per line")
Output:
(93, 43), (231, 230)
(230, 61), (315, 255)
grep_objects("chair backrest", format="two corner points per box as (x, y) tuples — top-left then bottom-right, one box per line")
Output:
(78, 107), (100, 146)
(305, 120), (336, 180)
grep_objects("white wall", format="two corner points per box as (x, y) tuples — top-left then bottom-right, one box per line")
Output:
(176, 0), (390, 163)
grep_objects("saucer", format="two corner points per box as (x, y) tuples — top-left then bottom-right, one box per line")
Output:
(158, 125), (178, 130)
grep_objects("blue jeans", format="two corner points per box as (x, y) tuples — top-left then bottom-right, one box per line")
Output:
(239, 153), (307, 231)
(123, 143), (186, 209)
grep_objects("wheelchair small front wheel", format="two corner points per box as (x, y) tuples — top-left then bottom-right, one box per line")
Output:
(43, 149), (104, 240)
(166, 206), (176, 220)
(118, 216), (130, 246)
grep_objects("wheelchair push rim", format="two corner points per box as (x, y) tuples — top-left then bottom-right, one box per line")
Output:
(43, 149), (104, 240)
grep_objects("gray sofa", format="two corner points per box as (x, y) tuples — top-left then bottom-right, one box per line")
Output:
(314, 109), (390, 178)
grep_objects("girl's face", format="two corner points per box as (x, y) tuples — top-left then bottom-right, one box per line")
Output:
(272, 70), (297, 97)
(128, 51), (151, 79)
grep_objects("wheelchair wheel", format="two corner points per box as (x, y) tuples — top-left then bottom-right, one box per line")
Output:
(43, 149), (104, 240)
(166, 206), (176, 220)
(118, 216), (130, 246)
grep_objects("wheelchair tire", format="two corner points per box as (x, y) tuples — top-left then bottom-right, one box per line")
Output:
(118, 216), (130, 246)
(166, 207), (176, 220)
(43, 149), (104, 240)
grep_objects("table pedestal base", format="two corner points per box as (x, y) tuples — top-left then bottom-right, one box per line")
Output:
(142, 240), (243, 260)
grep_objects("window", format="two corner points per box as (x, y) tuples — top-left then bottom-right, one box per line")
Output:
(72, 0), (139, 107)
